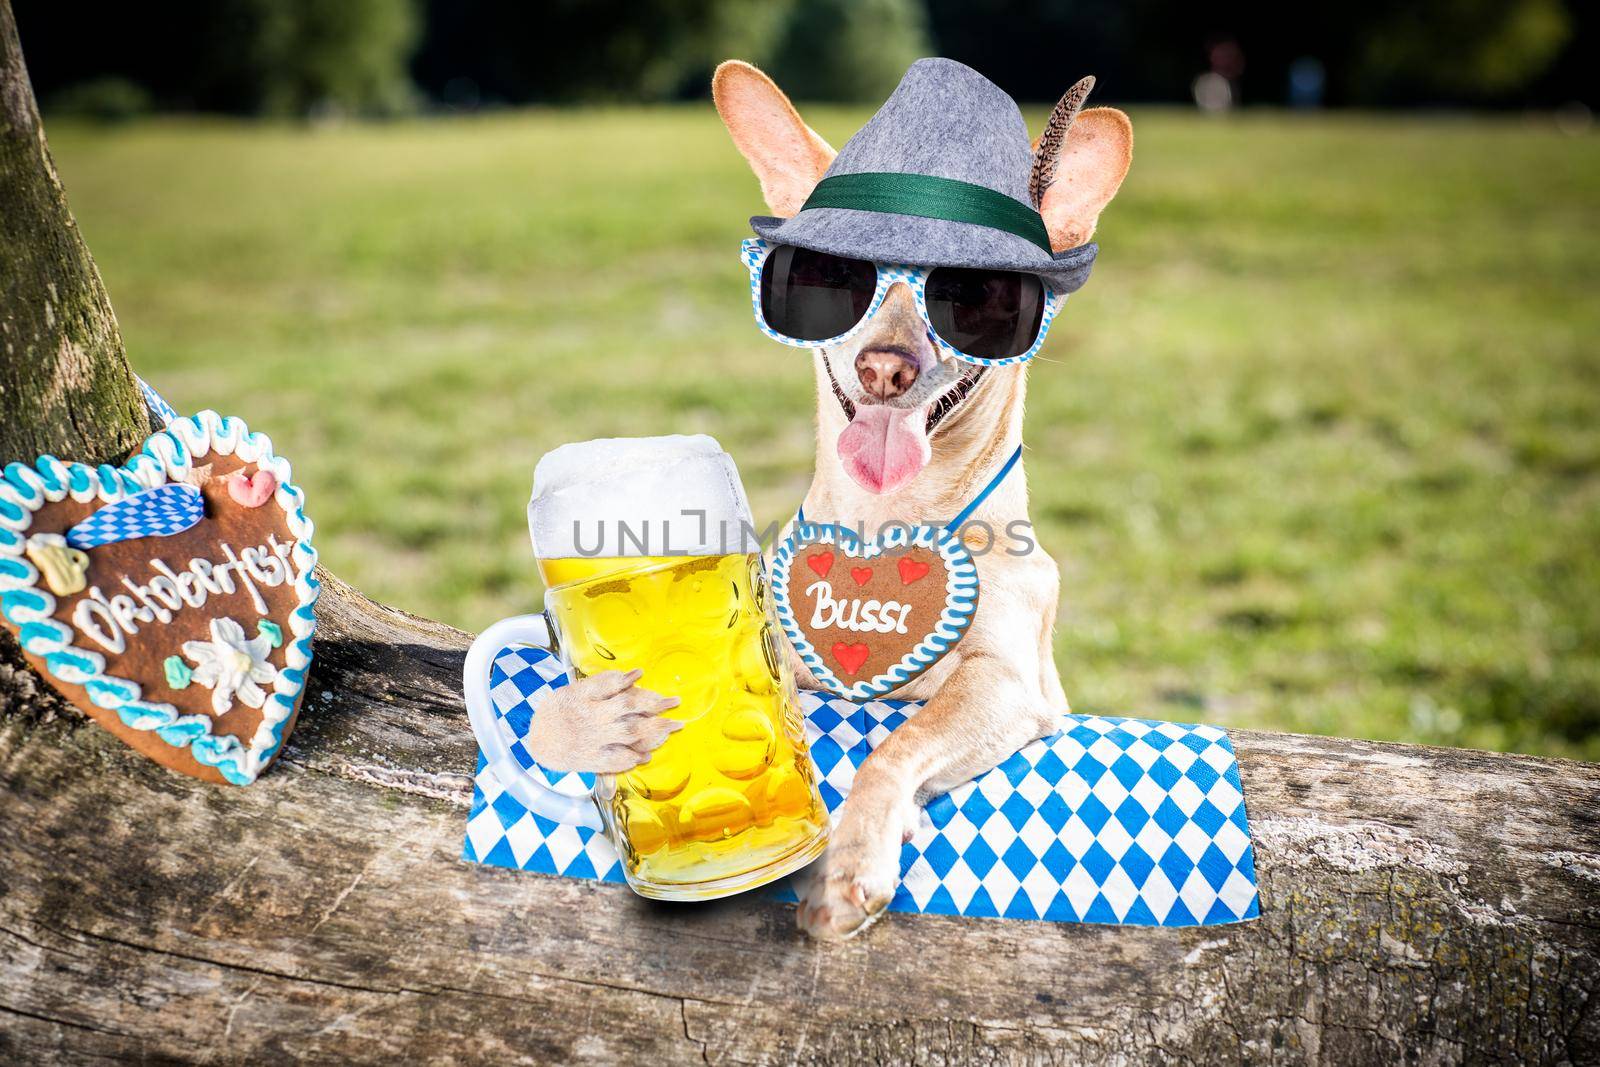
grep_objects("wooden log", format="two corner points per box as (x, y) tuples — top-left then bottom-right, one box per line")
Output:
(1, 3), (1596, 1060)
(2, 576), (1598, 1064)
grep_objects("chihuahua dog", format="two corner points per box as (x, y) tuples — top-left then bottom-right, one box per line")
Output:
(524, 60), (1132, 940)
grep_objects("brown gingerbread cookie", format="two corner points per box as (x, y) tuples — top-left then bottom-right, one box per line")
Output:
(0, 412), (318, 785)
(770, 521), (978, 700)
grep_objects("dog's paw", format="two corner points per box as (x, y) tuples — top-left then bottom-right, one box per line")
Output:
(795, 794), (916, 941)
(795, 858), (897, 942)
(525, 668), (682, 773)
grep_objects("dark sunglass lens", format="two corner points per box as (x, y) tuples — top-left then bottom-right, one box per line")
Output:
(924, 268), (1046, 360)
(760, 245), (877, 342)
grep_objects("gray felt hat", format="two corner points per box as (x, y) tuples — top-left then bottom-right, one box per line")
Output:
(751, 58), (1098, 294)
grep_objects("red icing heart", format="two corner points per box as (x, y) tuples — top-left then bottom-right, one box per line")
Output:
(832, 642), (870, 676)
(898, 557), (931, 584)
(807, 551), (834, 578)
(228, 469), (278, 509)
(850, 566), (873, 586)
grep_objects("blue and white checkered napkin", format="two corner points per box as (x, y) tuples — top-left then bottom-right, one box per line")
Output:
(463, 646), (1261, 926)
(137, 375), (180, 426)
(65, 482), (204, 549)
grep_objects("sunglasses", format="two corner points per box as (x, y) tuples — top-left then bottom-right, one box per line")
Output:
(741, 238), (1065, 366)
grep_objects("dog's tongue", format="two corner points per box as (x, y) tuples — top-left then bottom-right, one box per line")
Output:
(837, 405), (931, 494)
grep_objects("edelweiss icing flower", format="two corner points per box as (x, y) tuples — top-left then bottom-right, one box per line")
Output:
(182, 617), (278, 714)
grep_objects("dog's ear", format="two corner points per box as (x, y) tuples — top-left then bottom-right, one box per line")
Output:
(713, 60), (836, 217)
(1030, 77), (1132, 252)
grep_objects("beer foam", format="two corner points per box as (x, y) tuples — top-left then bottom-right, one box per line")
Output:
(528, 435), (759, 558)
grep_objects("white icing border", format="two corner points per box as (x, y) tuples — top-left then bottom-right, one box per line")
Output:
(770, 522), (978, 701)
(0, 410), (319, 785)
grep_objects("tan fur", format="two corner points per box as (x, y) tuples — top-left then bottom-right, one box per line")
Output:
(720, 65), (1130, 940)
(1036, 108), (1133, 251)
(522, 668), (682, 774)
(535, 63), (1130, 941)
(711, 61), (837, 217)
(711, 64), (1134, 940)
(786, 298), (1068, 939)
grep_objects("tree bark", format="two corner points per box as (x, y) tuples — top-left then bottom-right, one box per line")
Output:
(0, 0), (146, 466)
(2, 582), (1597, 1065)
(0, 3), (1597, 1063)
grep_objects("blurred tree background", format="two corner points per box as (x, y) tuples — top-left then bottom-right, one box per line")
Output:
(13, 0), (1597, 115)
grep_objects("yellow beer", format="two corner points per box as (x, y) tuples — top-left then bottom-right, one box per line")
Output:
(539, 552), (830, 897)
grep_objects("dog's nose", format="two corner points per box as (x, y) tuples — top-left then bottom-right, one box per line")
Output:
(856, 348), (919, 400)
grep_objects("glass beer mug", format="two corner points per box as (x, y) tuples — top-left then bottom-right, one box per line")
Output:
(464, 436), (830, 900)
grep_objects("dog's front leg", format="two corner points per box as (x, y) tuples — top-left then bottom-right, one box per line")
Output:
(525, 669), (682, 773)
(796, 651), (1057, 941)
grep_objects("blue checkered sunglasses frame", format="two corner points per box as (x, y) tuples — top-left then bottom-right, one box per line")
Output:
(741, 238), (1067, 367)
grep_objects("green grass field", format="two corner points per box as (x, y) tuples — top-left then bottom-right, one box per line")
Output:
(43, 107), (1600, 759)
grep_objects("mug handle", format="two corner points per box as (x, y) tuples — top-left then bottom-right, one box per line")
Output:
(463, 613), (603, 830)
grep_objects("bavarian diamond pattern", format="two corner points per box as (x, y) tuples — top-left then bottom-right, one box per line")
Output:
(136, 375), (180, 426)
(462, 645), (1260, 926)
(65, 482), (205, 549)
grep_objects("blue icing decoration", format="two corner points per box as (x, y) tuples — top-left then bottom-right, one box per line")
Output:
(0, 528), (20, 549)
(189, 735), (244, 770)
(84, 676), (138, 708)
(95, 465), (120, 495)
(3, 463), (41, 503)
(0, 557), (31, 581)
(68, 465), (93, 495)
(142, 428), (187, 465)
(257, 620), (283, 648)
(219, 764), (253, 786)
(119, 703), (174, 730)
(164, 655), (193, 689)
(0, 498), (22, 523)
(157, 720), (209, 745)
(36, 458), (67, 493)
(3, 588), (49, 622)
(18, 621), (69, 653)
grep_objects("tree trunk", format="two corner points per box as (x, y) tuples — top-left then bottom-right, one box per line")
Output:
(0, 0), (146, 466)
(2, 593), (1597, 1065)
(0, 4), (1597, 1063)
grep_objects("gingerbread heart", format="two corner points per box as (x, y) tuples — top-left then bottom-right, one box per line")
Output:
(0, 411), (319, 785)
(770, 521), (978, 700)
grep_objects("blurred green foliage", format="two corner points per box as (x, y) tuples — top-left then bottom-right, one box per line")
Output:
(411, 0), (934, 104)
(764, 0), (932, 103)
(14, 0), (1596, 113)
(1359, 0), (1572, 99)
(43, 108), (1600, 759)
(414, 0), (744, 104)
(19, 0), (419, 118)
(206, 0), (421, 118)
(45, 76), (153, 122)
